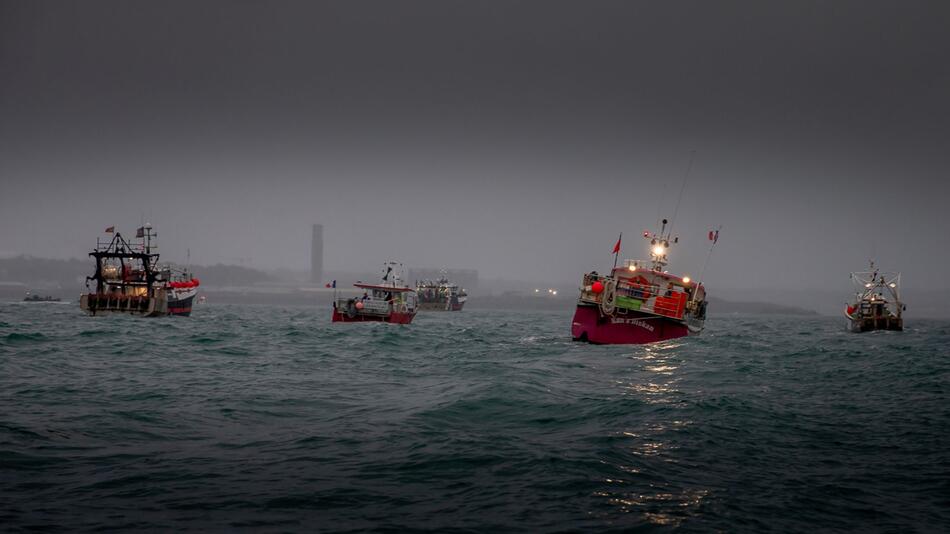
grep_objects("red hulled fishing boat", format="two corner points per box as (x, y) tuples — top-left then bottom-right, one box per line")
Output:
(571, 219), (711, 344)
(332, 262), (418, 324)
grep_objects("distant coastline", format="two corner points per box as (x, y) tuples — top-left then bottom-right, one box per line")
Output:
(5, 255), (949, 318)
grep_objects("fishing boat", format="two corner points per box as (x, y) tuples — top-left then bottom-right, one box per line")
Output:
(416, 273), (467, 311)
(845, 262), (904, 332)
(332, 262), (418, 324)
(23, 292), (61, 302)
(79, 225), (200, 317)
(571, 219), (710, 344)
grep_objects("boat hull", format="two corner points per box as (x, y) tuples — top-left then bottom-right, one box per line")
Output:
(80, 293), (167, 317)
(80, 287), (197, 317)
(417, 299), (465, 312)
(571, 304), (691, 344)
(331, 309), (416, 324)
(167, 287), (197, 316)
(848, 315), (903, 332)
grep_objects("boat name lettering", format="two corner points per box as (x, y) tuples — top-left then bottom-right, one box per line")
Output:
(609, 317), (655, 331)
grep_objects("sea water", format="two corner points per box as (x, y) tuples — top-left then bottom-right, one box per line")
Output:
(1, 302), (948, 531)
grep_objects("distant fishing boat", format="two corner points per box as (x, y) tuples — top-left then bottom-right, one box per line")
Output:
(571, 219), (711, 344)
(23, 292), (61, 302)
(79, 225), (199, 317)
(846, 262), (904, 332)
(416, 272), (467, 311)
(332, 262), (418, 324)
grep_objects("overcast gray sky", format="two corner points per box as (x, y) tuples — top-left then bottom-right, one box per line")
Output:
(2, 0), (948, 290)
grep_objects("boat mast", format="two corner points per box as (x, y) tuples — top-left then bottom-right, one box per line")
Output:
(644, 218), (677, 271)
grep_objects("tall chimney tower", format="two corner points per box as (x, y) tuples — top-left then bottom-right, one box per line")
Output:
(311, 224), (323, 284)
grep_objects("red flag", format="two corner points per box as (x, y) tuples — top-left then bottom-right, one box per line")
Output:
(708, 230), (714, 241)
(612, 234), (622, 254)
(105, 226), (114, 233)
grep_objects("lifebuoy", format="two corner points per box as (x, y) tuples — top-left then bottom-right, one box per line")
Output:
(630, 275), (653, 299)
(600, 279), (617, 316)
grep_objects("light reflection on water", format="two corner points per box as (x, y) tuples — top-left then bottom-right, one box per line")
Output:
(601, 344), (710, 526)
(595, 488), (710, 526)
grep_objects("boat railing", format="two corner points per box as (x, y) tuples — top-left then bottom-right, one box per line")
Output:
(362, 299), (391, 315)
(334, 297), (391, 316)
(579, 272), (689, 320)
(621, 259), (649, 270)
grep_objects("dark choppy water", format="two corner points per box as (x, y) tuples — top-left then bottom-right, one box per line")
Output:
(1, 302), (948, 532)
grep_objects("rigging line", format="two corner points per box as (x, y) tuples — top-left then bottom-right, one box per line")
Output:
(667, 150), (695, 239)
(696, 224), (722, 289)
(655, 183), (667, 231)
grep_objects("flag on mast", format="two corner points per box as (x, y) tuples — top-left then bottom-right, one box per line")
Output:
(105, 226), (114, 233)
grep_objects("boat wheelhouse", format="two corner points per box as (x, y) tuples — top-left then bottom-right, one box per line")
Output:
(572, 219), (709, 344)
(846, 262), (904, 332)
(79, 225), (199, 317)
(332, 262), (418, 324)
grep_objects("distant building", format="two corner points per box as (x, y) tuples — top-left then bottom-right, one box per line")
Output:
(408, 268), (478, 291)
(311, 224), (323, 284)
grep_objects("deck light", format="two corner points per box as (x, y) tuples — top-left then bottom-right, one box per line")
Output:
(652, 245), (665, 256)
(683, 276), (691, 284)
(889, 283), (896, 288)
(628, 265), (637, 271)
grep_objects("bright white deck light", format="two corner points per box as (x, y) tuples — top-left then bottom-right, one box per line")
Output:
(682, 276), (691, 284)
(652, 245), (664, 256)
